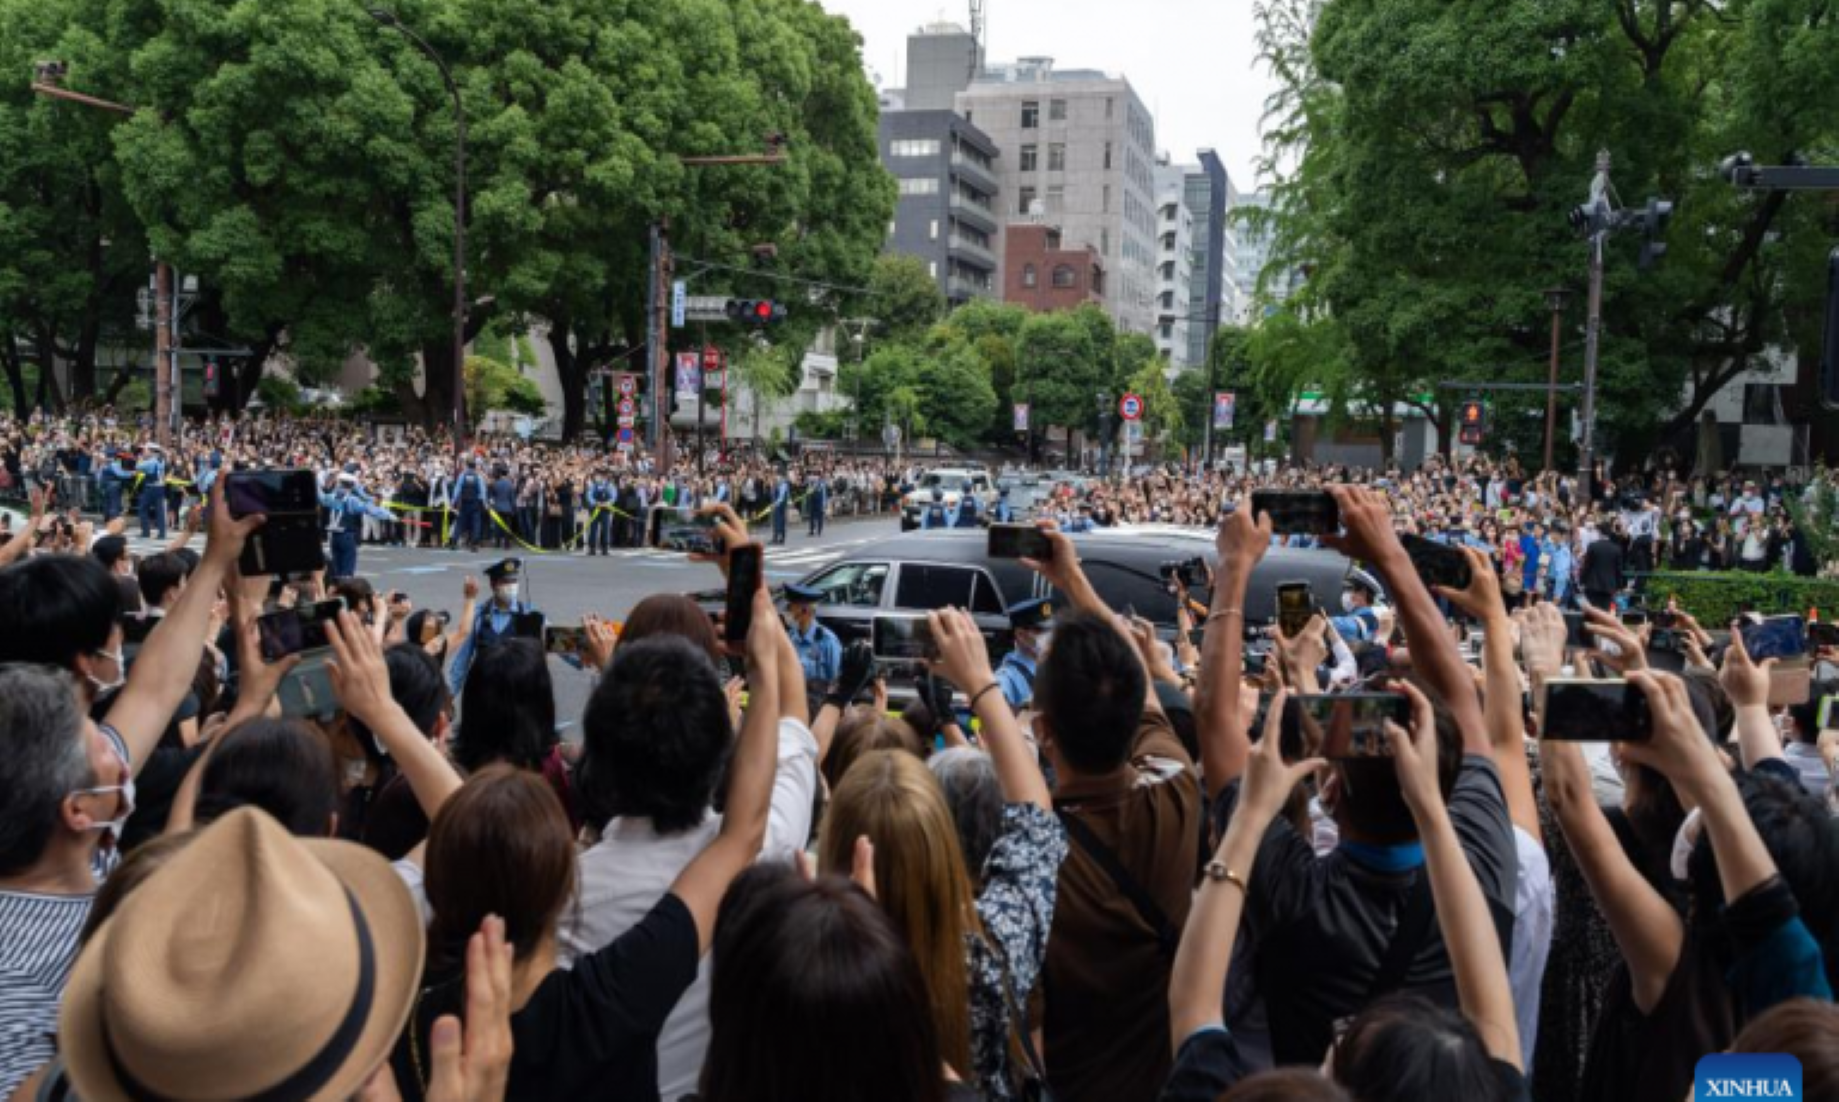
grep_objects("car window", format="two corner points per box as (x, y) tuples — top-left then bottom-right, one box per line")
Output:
(801, 562), (889, 608)
(1076, 560), (1179, 624)
(895, 564), (979, 610)
(970, 571), (1007, 616)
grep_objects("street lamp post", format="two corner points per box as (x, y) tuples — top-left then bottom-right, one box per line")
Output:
(1542, 286), (1570, 474)
(366, 8), (467, 457)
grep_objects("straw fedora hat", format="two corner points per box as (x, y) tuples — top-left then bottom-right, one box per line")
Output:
(60, 808), (424, 1101)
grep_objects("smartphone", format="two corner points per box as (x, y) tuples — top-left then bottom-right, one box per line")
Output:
(1808, 621), (1839, 649)
(1741, 616), (1807, 661)
(276, 655), (339, 721)
(647, 506), (723, 554)
(988, 524), (1053, 561)
(1621, 609), (1650, 628)
(256, 598), (346, 663)
(872, 614), (939, 662)
(225, 469), (326, 577)
(723, 544), (763, 644)
(1540, 678), (1653, 742)
(509, 612), (546, 640)
(1291, 693), (1410, 759)
(1649, 628), (1685, 654)
(1651, 610), (1678, 631)
(1250, 490), (1340, 536)
(543, 625), (586, 658)
(1400, 533), (1473, 592)
(1276, 581), (1314, 639)
(1562, 610), (1591, 650)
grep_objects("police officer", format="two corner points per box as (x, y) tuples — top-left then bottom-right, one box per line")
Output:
(770, 470), (791, 546)
(954, 487), (980, 529)
(995, 597), (1053, 709)
(454, 458), (488, 551)
(783, 583), (841, 693)
(448, 558), (541, 695)
(135, 444), (168, 539)
(321, 471), (395, 580)
(921, 487), (949, 530)
(584, 470), (616, 556)
(100, 450), (134, 522)
(993, 486), (1015, 524)
(1328, 573), (1384, 644)
(806, 470), (828, 537)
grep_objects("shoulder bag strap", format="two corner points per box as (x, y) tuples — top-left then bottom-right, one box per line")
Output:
(1057, 809), (1180, 960)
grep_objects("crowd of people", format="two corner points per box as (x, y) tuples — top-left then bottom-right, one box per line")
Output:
(2, 404), (1838, 1102)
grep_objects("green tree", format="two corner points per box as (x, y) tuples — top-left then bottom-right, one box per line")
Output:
(1014, 311), (1103, 460)
(935, 298), (1027, 443)
(464, 355), (544, 417)
(838, 338), (995, 451)
(1125, 360), (1182, 452)
(866, 254), (946, 346)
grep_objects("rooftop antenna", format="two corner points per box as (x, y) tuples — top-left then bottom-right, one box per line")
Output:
(968, 0), (985, 78)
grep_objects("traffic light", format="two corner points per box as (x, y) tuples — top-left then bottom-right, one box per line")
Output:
(1458, 399), (1487, 446)
(203, 360), (220, 400)
(1639, 197), (1673, 270)
(725, 299), (786, 325)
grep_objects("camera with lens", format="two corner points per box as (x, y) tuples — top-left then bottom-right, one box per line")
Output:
(1159, 556), (1207, 589)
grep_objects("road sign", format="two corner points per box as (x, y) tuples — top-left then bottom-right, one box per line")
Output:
(1213, 391), (1236, 430)
(701, 345), (723, 372)
(617, 415), (635, 428)
(616, 427), (635, 448)
(1119, 393), (1143, 421)
(617, 398), (636, 417)
(671, 281), (687, 328)
(1125, 420), (1143, 443)
(617, 375), (636, 397)
(1013, 403), (1030, 431)
(684, 296), (732, 323)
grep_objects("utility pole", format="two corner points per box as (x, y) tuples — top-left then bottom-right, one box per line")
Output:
(153, 263), (173, 447)
(1578, 150), (1611, 501)
(1542, 287), (1570, 474)
(647, 219), (674, 472)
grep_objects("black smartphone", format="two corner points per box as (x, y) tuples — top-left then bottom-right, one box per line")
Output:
(1651, 610), (1678, 631)
(1809, 621), (1839, 649)
(1276, 581), (1314, 639)
(872, 615), (939, 661)
(1250, 490), (1340, 536)
(1244, 649), (1269, 677)
(1291, 693), (1410, 759)
(543, 625), (586, 658)
(510, 612), (546, 640)
(1400, 533), (1473, 593)
(1562, 610), (1591, 650)
(647, 506), (723, 554)
(723, 544), (763, 644)
(256, 598), (346, 663)
(1540, 678), (1653, 742)
(988, 524), (1053, 561)
(1621, 609), (1650, 628)
(1649, 628), (1685, 654)
(1741, 616), (1807, 661)
(225, 469), (326, 577)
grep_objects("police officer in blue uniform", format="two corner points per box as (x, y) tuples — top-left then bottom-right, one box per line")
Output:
(454, 458), (489, 552)
(584, 470), (615, 556)
(993, 487), (1015, 524)
(806, 472), (828, 537)
(135, 445), (168, 539)
(771, 471), (791, 546)
(784, 583), (841, 692)
(321, 472), (395, 580)
(995, 597), (1053, 709)
(954, 487), (980, 529)
(921, 487), (949, 530)
(448, 558), (541, 696)
(100, 451), (134, 522)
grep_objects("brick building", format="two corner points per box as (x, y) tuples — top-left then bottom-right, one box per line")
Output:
(1002, 222), (1106, 312)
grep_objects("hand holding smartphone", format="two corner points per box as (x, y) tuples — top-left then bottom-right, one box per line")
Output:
(723, 544), (764, 644)
(1276, 581), (1314, 638)
(1400, 533), (1474, 593)
(648, 506), (724, 555)
(1539, 678), (1653, 742)
(872, 615), (940, 662)
(1288, 693), (1410, 758)
(257, 598), (346, 663)
(1250, 490), (1340, 536)
(988, 524), (1053, 561)
(225, 469), (325, 577)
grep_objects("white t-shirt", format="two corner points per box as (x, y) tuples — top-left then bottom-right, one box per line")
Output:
(1509, 826), (1555, 1071)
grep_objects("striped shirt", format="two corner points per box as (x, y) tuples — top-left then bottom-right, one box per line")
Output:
(0, 725), (128, 1099)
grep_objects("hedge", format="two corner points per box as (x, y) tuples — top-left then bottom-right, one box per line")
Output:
(1634, 571), (1839, 626)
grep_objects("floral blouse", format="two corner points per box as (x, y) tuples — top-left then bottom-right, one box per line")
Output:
(967, 803), (1069, 1101)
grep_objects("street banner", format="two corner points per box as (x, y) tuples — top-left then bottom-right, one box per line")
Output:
(1264, 419), (1278, 443)
(1213, 391), (1236, 430)
(1013, 403), (1030, 431)
(675, 352), (700, 398)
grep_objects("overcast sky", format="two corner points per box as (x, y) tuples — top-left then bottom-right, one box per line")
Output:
(814, 0), (1279, 190)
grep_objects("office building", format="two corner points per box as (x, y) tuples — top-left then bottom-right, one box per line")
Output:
(1154, 160), (1194, 368)
(877, 110), (1002, 305)
(957, 57), (1159, 335)
(1002, 222), (1105, 312)
(1231, 190), (1300, 323)
(1182, 152), (1233, 365)
(903, 22), (981, 111)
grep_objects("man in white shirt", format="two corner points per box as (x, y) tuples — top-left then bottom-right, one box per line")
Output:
(559, 629), (817, 1101)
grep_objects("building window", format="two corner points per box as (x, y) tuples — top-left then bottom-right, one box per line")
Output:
(1102, 185), (1111, 212)
(1021, 101), (1039, 128)
(1052, 265), (1077, 289)
(888, 139), (941, 158)
(897, 177), (940, 196)
(929, 219), (939, 241)
(1022, 263), (1038, 288)
(1049, 98), (1068, 121)
(1103, 142), (1113, 170)
(1018, 186), (1037, 215)
(1048, 143), (1066, 172)
(1105, 97), (1114, 120)
(929, 261), (938, 278)
(1101, 229), (1110, 255)
(1044, 185), (1065, 213)
(1019, 144), (1038, 172)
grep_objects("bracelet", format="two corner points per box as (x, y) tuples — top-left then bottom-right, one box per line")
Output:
(1203, 860), (1247, 894)
(1206, 608), (1243, 625)
(967, 682), (1003, 712)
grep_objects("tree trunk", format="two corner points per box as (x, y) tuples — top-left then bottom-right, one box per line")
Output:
(546, 320), (589, 442)
(0, 340), (26, 413)
(417, 340), (461, 433)
(32, 325), (65, 413)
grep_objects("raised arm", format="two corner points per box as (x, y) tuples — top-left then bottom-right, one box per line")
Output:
(1718, 628), (1784, 771)
(0, 484), (50, 568)
(1192, 505), (1271, 790)
(671, 581), (783, 952)
(106, 480), (261, 772)
(326, 612), (462, 821)
(1388, 679), (1521, 1069)
(930, 607), (1051, 810)
(1326, 485), (1488, 756)
(1440, 550), (1540, 842)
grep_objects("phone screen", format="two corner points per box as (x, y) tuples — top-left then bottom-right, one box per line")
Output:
(1621, 610), (1650, 628)
(724, 545), (762, 644)
(1250, 490), (1340, 536)
(544, 625), (586, 657)
(1292, 693), (1409, 759)
(988, 524), (1052, 561)
(648, 507), (723, 554)
(1276, 582), (1313, 639)
(1562, 610), (1591, 650)
(510, 612), (545, 640)
(1541, 678), (1653, 741)
(1400, 534), (1473, 592)
(1808, 621), (1839, 649)
(225, 470), (318, 518)
(1741, 616), (1807, 661)
(257, 599), (346, 663)
(873, 615), (938, 661)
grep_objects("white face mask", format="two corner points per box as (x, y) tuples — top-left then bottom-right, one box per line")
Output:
(73, 747), (135, 846)
(494, 584), (518, 606)
(86, 648), (126, 695)
(1341, 592), (1358, 614)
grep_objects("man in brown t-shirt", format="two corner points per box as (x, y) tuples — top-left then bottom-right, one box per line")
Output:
(1024, 525), (1203, 1102)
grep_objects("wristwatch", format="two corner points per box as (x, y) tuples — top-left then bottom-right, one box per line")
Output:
(1202, 861), (1247, 894)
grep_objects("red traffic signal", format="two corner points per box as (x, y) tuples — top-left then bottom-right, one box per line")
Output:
(726, 299), (786, 325)
(1460, 400), (1485, 426)
(203, 360), (220, 399)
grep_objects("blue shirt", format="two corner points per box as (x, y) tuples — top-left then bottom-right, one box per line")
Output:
(995, 649), (1037, 709)
(789, 620), (842, 684)
(135, 458), (165, 487)
(447, 600), (536, 696)
(319, 489), (394, 532)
